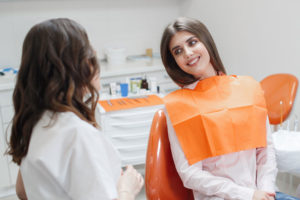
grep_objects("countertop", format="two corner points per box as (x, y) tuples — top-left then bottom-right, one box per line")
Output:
(0, 75), (16, 91)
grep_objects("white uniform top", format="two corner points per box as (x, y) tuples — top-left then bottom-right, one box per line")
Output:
(21, 111), (121, 200)
(165, 81), (278, 200)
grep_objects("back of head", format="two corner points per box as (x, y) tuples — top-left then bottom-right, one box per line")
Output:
(160, 17), (226, 86)
(8, 18), (99, 165)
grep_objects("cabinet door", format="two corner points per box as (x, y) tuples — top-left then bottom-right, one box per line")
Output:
(4, 123), (18, 185)
(0, 102), (18, 187)
(101, 105), (163, 167)
(0, 112), (11, 188)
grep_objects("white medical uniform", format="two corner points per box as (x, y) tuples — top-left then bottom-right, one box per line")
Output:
(21, 111), (121, 200)
(165, 81), (278, 200)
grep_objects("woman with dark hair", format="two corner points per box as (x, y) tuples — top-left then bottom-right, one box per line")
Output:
(160, 17), (226, 87)
(161, 17), (298, 200)
(7, 18), (143, 200)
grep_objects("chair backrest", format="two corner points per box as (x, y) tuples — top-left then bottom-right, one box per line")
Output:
(260, 73), (298, 125)
(145, 109), (194, 200)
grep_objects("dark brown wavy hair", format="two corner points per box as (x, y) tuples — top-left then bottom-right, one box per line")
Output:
(7, 18), (100, 165)
(161, 17), (226, 86)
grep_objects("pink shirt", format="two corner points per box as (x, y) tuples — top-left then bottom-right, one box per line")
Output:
(164, 81), (278, 200)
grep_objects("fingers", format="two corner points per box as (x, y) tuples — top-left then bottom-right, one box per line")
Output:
(125, 165), (139, 176)
(137, 172), (144, 187)
(266, 192), (275, 200)
(253, 190), (275, 200)
(124, 165), (144, 189)
(266, 195), (274, 200)
(126, 165), (134, 171)
(267, 192), (275, 197)
(266, 194), (275, 200)
(124, 165), (135, 175)
(139, 175), (144, 188)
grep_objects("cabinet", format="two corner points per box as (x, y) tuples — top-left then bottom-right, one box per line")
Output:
(0, 113), (11, 188)
(0, 78), (18, 197)
(97, 104), (164, 167)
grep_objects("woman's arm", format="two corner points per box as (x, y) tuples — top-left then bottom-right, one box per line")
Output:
(256, 118), (278, 193)
(16, 170), (27, 200)
(164, 109), (255, 200)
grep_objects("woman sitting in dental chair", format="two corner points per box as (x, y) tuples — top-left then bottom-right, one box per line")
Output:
(160, 17), (299, 200)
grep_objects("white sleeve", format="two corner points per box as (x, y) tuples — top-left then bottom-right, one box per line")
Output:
(256, 118), (278, 193)
(63, 128), (121, 200)
(164, 108), (254, 200)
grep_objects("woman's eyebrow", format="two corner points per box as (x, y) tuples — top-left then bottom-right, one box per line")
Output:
(186, 36), (196, 43)
(171, 45), (180, 52)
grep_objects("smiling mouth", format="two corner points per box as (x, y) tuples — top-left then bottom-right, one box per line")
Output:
(187, 56), (200, 66)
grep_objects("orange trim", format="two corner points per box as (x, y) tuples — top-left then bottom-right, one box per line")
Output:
(99, 95), (163, 112)
(164, 75), (267, 165)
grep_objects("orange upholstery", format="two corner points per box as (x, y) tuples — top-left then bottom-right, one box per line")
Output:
(145, 109), (194, 200)
(260, 73), (298, 125)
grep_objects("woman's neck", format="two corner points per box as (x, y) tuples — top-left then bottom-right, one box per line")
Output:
(198, 63), (217, 81)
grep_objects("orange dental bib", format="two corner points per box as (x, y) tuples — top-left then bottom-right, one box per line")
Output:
(164, 75), (267, 165)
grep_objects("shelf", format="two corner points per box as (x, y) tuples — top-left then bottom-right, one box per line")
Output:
(99, 59), (164, 78)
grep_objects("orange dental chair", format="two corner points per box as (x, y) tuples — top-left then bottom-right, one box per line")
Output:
(260, 73), (298, 125)
(145, 109), (194, 200)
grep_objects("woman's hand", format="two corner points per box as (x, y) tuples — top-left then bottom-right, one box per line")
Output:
(253, 190), (275, 200)
(117, 165), (144, 200)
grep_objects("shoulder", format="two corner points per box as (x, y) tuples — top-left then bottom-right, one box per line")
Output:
(164, 80), (197, 100)
(29, 111), (113, 158)
(26, 111), (121, 171)
(232, 75), (262, 91)
(233, 76), (266, 104)
(57, 111), (97, 130)
(234, 75), (260, 85)
(51, 112), (101, 138)
(164, 88), (186, 104)
(56, 112), (114, 150)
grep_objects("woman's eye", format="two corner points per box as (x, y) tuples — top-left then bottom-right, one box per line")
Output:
(189, 40), (197, 46)
(174, 48), (182, 55)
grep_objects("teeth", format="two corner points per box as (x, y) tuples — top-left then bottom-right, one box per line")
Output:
(188, 57), (199, 65)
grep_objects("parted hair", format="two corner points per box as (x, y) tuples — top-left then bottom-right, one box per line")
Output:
(160, 17), (226, 86)
(7, 18), (100, 165)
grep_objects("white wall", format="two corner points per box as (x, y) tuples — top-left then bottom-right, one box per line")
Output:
(1, 0), (299, 125)
(0, 0), (180, 67)
(180, 0), (300, 126)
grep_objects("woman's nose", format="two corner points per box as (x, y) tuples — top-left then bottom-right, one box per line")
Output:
(184, 46), (193, 58)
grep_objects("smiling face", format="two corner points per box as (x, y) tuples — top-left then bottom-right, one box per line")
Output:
(169, 31), (216, 80)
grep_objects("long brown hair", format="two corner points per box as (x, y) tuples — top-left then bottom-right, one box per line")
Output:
(160, 17), (226, 86)
(7, 18), (100, 165)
